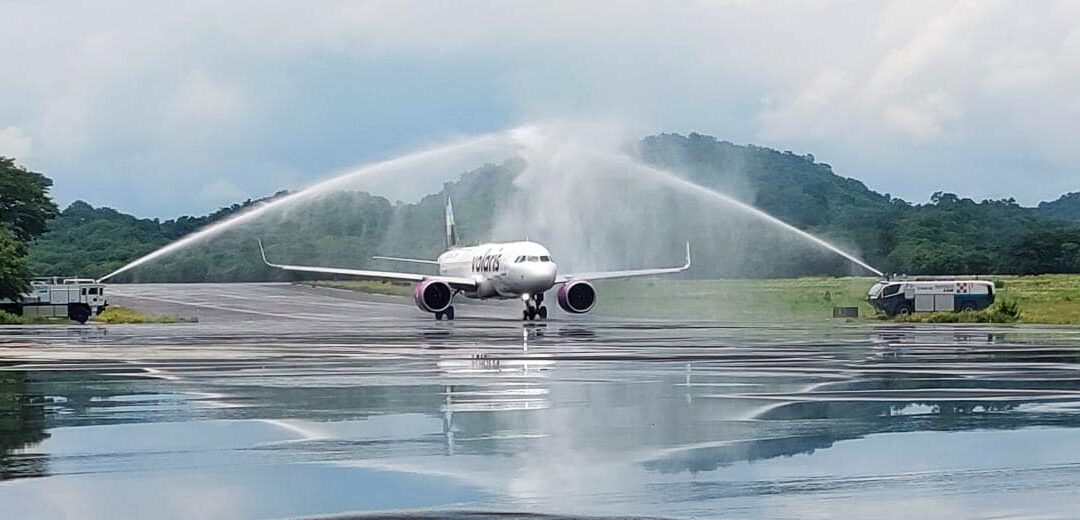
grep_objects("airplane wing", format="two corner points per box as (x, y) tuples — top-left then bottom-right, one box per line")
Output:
(372, 255), (440, 265)
(556, 242), (691, 283)
(259, 241), (476, 289)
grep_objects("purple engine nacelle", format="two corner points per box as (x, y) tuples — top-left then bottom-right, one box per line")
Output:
(414, 280), (453, 313)
(557, 280), (596, 314)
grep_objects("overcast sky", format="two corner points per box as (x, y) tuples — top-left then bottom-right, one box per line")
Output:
(1, 1), (1078, 217)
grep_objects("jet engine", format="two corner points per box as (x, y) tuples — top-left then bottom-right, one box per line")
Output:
(414, 280), (453, 313)
(557, 280), (596, 314)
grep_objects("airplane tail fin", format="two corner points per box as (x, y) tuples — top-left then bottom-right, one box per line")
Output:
(445, 197), (459, 249)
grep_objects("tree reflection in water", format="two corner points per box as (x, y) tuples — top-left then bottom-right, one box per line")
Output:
(0, 370), (49, 480)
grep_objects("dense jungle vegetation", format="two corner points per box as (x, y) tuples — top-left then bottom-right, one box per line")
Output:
(12, 133), (1080, 283)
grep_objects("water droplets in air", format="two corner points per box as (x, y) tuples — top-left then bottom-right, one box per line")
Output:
(99, 122), (882, 282)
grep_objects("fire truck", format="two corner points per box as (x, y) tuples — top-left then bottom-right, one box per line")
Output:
(867, 277), (995, 317)
(0, 277), (108, 324)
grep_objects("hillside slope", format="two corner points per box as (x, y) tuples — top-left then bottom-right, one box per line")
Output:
(1038, 192), (1080, 223)
(27, 133), (1080, 280)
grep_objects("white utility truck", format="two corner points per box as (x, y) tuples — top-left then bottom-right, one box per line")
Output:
(0, 277), (108, 324)
(867, 278), (995, 317)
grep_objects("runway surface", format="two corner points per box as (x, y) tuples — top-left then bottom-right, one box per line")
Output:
(4, 283), (1080, 519)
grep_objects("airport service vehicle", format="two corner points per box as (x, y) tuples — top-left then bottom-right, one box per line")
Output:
(867, 278), (995, 317)
(260, 199), (690, 320)
(0, 277), (108, 324)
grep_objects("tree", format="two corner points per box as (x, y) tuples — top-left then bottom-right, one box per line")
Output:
(0, 157), (58, 300)
(0, 157), (59, 242)
(0, 227), (31, 300)
(18, 134), (1080, 281)
(1038, 192), (1080, 223)
(1006, 227), (1080, 274)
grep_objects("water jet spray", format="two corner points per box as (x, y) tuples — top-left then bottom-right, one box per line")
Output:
(97, 123), (883, 283)
(96, 132), (522, 283)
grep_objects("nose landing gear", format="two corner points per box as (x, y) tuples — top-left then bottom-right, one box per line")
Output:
(522, 293), (547, 321)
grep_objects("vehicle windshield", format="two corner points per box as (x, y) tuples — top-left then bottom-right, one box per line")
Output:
(868, 283), (886, 297)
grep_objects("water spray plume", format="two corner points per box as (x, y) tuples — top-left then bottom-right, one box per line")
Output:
(607, 154), (884, 277)
(96, 131), (521, 282)
(98, 122), (882, 282)
(504, 124), (885, 277)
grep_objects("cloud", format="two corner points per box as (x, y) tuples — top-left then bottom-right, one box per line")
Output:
(169, 71), (244, 126)
(1, 1), (1079, 215)
(758, 2), (978, 143)
(0, 126), (32, 159)
(199, 179), (246, 204)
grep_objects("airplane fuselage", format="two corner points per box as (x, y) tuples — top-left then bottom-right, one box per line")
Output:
(438, 241), (557, 299)
(259, 198), (689, 321)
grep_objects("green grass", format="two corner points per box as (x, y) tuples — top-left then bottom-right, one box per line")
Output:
(0, 310), (66, 325)
(989, 275), (1080, 324)
(593, 277), (879, 322)
(91, 306), (189, 324)
(897, 299), (1022, 324)
(306, 280), (412, 297)
(597, 275), (1080, 323)
(0, 310), (25, 324)
(306, 274), (1080, 324)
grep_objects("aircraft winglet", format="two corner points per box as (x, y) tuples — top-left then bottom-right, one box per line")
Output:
(257, 239), (271, 266)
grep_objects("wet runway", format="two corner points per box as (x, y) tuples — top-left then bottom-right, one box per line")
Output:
(4, 284), (1080, 519)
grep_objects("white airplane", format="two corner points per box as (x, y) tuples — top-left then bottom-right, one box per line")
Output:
(259, 199), (690, 320)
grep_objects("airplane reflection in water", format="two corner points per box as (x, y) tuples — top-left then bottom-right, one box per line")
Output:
(6, 323), (1080, 517)
(438, 326), (554, 455)
(412, 326), (1080, 476)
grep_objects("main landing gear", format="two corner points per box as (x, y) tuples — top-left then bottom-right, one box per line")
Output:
(522, 293), (548, 321)
(434, 289), (461, 321)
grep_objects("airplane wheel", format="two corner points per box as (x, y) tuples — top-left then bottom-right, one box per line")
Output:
(435, 311), (444, 321)
(523, 310), (530, 321)
(446, 306), (455, 320)
(538, 306), (547, 320)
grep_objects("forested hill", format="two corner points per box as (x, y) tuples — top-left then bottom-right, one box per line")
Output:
(25, 196), (280, 280)
(639, 134), (1080, 274)
(25, 133), (1080, 280)
(639, 133), (907, 267)
(27, 163), (514, 282)
(1038, 192), (1080, 223)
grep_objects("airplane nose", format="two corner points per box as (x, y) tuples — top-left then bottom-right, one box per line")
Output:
(538, 263), (557, 284)
(514, 262), (557, 291)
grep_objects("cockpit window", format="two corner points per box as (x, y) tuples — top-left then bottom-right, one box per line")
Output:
(527, 256), (539, 262)
(515, 256), (525, 263)
(539, 255), (551, 262)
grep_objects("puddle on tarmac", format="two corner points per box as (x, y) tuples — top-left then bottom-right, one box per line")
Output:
(3, 320), (1080, 519)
